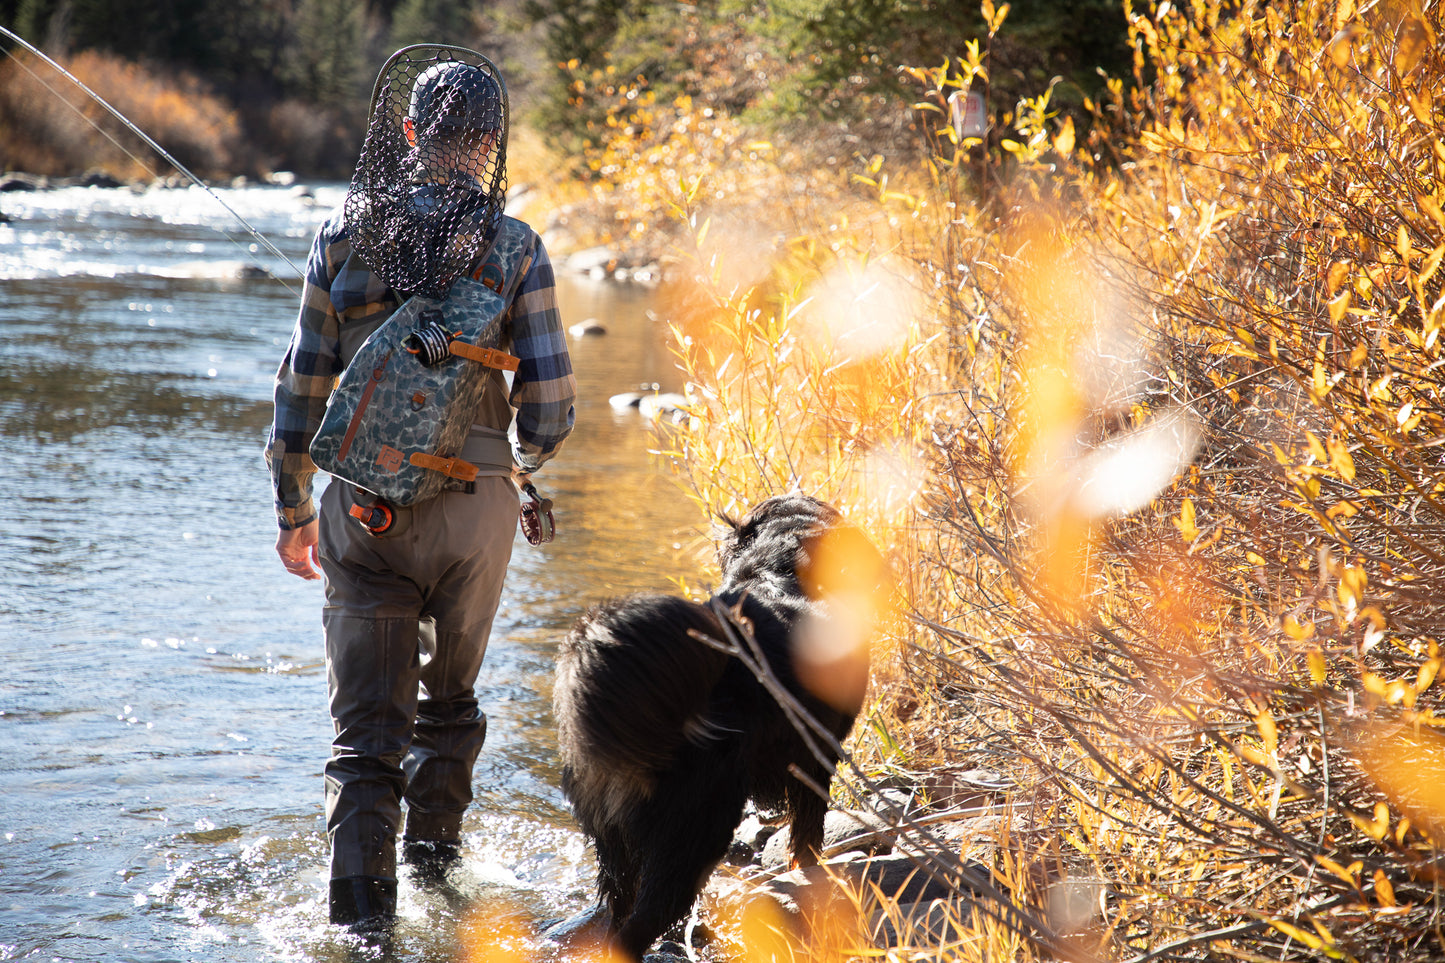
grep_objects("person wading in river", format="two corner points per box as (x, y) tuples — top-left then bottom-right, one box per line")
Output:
(264, 47), (575, 935)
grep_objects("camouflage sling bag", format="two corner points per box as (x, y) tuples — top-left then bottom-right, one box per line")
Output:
(309, 45), (532, 507)
(309, 218), (535, 506)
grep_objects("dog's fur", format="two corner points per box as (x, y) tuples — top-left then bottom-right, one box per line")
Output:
(554, 494), (880, 959)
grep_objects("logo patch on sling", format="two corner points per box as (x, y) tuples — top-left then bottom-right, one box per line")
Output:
(376, 445), (405, 473)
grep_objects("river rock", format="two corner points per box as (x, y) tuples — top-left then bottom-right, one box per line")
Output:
(565, 246), (619, 276)
(608, 383), (664, 411)
(918, 767), (1011, 812)
(646, 940), (691, 962)
(637, 392), (689, 423)
(736, 812), (783, 851)
(0, 172), (47, 191)
(867, 896), (970, 947)
(76, 170), (124, 189)
(539, 904), (611, 949)
(724, 812), (784, 865)
(569, 318), (607, 338)
(723, 853), (985, 936)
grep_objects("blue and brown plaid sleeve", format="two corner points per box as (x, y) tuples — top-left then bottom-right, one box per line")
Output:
(264, 213), (347, 530)
(507, 237), (577, 472)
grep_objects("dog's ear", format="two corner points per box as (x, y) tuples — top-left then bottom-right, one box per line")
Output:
(713, 509), (745, 568)
(718, 500), (772, 549)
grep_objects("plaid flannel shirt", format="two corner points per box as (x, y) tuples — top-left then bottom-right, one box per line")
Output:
(264, 207), (576, 530)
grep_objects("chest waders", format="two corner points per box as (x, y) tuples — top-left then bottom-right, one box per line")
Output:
(316, 44), (525, 935)
(310, 215), (535, 525)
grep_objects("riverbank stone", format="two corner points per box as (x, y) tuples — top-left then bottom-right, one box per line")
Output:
(608, 383), (664, 410)
(1, 172), (46, 191)
(78, 169), (125, 188)
(549, 796), (998, 959)
(868, 895), (973, 948)
(711, 852), (988, 939)
(758, 807), (899, 869)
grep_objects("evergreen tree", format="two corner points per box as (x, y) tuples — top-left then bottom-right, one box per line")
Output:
(8, 0), (56, 47)
(191, 0), (292, 95)
(521, 0), (630, 156)
(66, 0), (202, 63)
(744, 0), (1130, 121)
(388, 0), (472, 50)
(290, 0), (366, 106)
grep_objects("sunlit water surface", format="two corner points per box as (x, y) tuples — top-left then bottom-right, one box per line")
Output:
(0, 183), (702, 962)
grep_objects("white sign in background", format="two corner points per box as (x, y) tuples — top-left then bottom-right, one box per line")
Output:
(950, 89), (988, 139)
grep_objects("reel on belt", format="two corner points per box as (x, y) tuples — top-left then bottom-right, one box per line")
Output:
(519, 482), (556, 546)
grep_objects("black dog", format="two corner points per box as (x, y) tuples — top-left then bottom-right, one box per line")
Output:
(554, 493), (883, 960)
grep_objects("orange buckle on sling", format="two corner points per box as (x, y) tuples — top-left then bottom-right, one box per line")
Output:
(409, 451), (480, 482)
(448, 340), (519, 371)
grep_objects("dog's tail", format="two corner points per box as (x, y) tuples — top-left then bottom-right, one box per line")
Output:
(555, 594), (737, 821)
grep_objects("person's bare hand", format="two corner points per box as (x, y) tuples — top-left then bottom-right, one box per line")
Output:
(276, 521), (321, 580)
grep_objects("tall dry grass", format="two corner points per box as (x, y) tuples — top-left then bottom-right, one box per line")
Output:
(569, 0), (1445, 960)
(0, 49), (244, 179)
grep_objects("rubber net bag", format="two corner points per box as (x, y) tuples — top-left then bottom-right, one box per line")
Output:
(344, 45), (508, 300)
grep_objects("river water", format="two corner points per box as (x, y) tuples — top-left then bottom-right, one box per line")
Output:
(0, 183), (702, 961)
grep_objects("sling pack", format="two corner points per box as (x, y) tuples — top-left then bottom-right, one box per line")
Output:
(309, 215), (535, 506)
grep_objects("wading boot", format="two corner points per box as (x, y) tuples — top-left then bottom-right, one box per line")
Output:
(330, 875), (398, 938)
(402, 837), (462, 883)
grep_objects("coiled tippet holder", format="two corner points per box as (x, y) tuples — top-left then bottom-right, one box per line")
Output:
(403, 312), (456, 367)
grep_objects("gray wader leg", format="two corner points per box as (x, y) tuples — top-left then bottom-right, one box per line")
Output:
(318, 477), (517, 916)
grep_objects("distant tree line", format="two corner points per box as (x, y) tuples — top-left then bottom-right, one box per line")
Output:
(0, 0), (1131, 176)
(0, 0), (543, 96)
(0, 0), (544, 176)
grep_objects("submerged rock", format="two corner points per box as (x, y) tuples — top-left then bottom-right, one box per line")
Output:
(77, 170), (124, 189)
(539, 904), (611, 948)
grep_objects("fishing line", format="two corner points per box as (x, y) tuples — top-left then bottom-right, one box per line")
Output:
(0, 25), (304, 293)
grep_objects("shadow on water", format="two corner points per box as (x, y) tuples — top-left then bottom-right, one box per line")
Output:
(0, 184), (708, 961)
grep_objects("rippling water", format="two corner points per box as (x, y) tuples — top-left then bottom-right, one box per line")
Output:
(0, 183), (702, 961)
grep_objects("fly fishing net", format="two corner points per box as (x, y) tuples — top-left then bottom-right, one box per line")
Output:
(344, 45), (508, 300)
